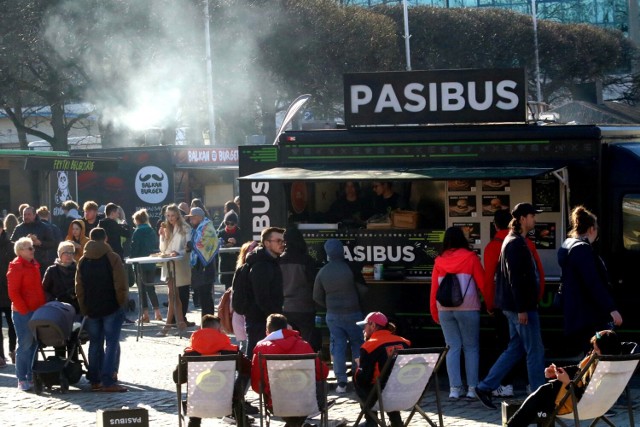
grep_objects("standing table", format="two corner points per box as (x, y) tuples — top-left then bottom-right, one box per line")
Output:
(126, 254), (184, 340)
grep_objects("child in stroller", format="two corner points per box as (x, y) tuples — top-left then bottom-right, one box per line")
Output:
(27, 301), (88, 394)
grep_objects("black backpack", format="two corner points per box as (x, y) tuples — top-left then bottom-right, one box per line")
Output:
(435, 273), (470, 307)
(231, 263), (252, 315)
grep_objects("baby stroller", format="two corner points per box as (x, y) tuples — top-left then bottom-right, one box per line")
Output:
(28, 301), (89, 394)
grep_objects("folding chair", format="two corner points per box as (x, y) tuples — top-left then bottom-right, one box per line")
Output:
(353, 347), (449, 427)
(177, 353), (245, 427)
(257, 352), (328, 427)
(545, 342), (639, 427)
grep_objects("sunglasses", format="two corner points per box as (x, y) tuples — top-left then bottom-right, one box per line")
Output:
(225, 222), (236, 226)
(23, 247), (35, 251)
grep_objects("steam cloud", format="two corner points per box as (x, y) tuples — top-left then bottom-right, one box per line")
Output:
(42, 0), (268, 142)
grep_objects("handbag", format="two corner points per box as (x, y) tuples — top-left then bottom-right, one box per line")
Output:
(436, 273), (471, 307)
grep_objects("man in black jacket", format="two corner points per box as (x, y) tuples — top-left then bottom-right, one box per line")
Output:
(98, 203), (131, 260)
(476, 203), (545, 410)
(244, 226), (285, 356)
(10, 206), (56, 276)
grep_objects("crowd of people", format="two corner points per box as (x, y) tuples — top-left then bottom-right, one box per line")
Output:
(0, 196), (627, 426)
(0, 197), (241, 393)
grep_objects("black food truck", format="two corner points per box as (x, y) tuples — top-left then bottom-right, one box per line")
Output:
(238, 69), (640, 358)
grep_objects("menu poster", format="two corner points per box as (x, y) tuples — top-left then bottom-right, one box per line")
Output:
(533, 222), (556, 250)
(533, 173), (560, 212)
(449, 195), (477, 217)
(482, 179), (510, 192)
(482, 194), (510, 216)
(448, 180), (475, 192)
(453, 222), (481, 245)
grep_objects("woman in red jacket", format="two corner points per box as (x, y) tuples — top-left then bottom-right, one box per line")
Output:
(7, 237), (46, 391)
(431, 227), (487, 400)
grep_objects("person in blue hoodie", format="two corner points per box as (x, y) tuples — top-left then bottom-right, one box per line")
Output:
(313, 239), (364, 394)
(557, 206), (623, 354)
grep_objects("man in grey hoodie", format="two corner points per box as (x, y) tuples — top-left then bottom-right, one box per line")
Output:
(313, 239), (364, 394)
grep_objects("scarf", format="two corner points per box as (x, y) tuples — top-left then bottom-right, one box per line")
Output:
(190, 217), (220, 267)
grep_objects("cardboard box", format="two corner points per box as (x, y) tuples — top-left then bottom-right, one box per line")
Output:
(97, 408), (149, 427)
(392, 210), (419, 229)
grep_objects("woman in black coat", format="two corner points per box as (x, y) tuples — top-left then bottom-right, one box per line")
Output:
(557, 206), (623, 354)
(0, 219), (16, 366)
(42, 241), (79, 314)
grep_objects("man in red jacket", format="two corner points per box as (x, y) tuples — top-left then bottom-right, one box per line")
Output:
(354, 312), (411, 427)
(483, 209), (546, 398)
(251, 313), (328, 427)
(175, 314), (249, 427)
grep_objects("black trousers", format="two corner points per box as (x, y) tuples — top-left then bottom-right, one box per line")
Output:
(507, 380), (563, 427)
(284, 311), (321, 352)
(191, 262), (216, 317)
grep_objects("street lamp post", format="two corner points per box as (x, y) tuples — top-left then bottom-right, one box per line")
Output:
(402, 0), (412, 71)
(531, 0), (543, 104)
(204, 0), (216, 145)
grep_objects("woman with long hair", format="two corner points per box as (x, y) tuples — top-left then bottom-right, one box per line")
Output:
(3, 213), (18, 238)
(157, 204), (192, 336)
(231, 240), (258, 354)
(557, 206), (623, 353)
(130, 209), (162, 323)
(66, 219), (89, 263)
(430, 226), (487, 400)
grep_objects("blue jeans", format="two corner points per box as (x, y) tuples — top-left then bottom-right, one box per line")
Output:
(85, 308), (125, 387)
(439, 310), (480, 388)
(12, 310), (37, 383)
(479, 310), (545, 391)
(326, 311), (364, 384)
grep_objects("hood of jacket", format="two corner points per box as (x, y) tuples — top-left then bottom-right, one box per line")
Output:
(186, 328), (237, 354)
(436, 248), (478, 273)
(82, 240), (113, 259)
(259, 328), (305, 353)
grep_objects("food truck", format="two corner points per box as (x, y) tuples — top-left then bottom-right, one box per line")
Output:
(238, 69), (640, 356)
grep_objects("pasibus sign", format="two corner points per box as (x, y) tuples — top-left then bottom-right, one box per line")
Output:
(344, 68), (527, 127)
(172, 148), (239, 166)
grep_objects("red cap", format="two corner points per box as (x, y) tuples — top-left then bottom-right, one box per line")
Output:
(357, 312), (388, 328)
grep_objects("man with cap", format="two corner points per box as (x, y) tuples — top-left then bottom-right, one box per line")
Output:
(313, 238), (364, 394)
(186, 207), (219, 317)
(354, 312), (411, 427)
(475, 203), (546, 410)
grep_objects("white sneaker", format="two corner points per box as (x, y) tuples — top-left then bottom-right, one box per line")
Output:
(466, 386), (477, 399)
(492, 384), (514, 397)
(335, 383), (348, 394)
(449, 386), (462, 400)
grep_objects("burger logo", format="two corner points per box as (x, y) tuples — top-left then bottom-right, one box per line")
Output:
(135, 166), (168, 204)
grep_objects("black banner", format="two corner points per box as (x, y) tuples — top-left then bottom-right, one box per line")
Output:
(344, 68), (527, 127)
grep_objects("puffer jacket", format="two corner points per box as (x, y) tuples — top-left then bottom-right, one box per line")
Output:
(250, 328), (328, 399)
(430, 248), (486, 323)
(7, 255), (45, 314)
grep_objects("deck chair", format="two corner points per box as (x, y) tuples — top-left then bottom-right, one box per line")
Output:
(545, 342), (639, 427)
(177, 353), (245, 427)
(257, 352), (328, 427)
(353, 347), (449, 427)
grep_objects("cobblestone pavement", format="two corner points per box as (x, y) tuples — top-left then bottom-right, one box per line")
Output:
(0, 285), (637, 426)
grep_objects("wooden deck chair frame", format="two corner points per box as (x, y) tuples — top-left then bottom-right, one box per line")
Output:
(177, 353), (245, 427)
(543, 344), (640, 427)
(353, 346), (449, 427)
(257, 352), (328, 427)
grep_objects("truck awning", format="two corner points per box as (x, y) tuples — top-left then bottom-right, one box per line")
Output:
(239, 166), (554, 181)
